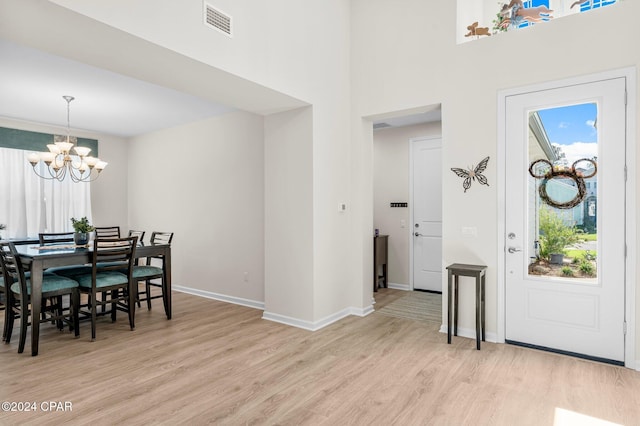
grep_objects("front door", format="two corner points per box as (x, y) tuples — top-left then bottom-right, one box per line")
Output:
(412, 137), (442, 292)
(505, 77), (627, 363)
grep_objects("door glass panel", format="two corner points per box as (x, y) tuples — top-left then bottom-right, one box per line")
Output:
(527, 103), (598, 280)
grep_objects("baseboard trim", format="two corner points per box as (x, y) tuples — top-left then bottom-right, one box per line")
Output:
(439, 324), (498, 343)
(387, 282), (410, 291)
(173, 285), (265, 310)
(175, 285), (375, 332)
(261, 312), (316, 331)
(263, 304), (375, 331)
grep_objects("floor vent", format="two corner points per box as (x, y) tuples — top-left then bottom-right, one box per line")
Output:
(373, 122), (392, 130)
(204, 3), (232, 36)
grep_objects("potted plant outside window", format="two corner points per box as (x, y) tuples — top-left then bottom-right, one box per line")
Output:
(71, 217), (95, 246)
(538, 209), (582, 265)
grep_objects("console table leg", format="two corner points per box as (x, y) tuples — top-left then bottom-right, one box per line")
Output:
(475, 276), (481, 350)
(447, 269), (453, 344)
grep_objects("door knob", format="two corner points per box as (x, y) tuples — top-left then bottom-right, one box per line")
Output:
(508, 247), (522, 253)
(414, 232), (424, 237)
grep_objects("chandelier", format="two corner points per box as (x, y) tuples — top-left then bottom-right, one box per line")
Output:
(27, 96), (107, 182)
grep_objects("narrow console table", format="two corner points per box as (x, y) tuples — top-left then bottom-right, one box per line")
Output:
(446, 263), (486, 350)
(373, 235), (388, 292)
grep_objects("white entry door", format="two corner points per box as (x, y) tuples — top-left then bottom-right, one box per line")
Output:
(505, 77), (627, 363)
(412, 137), (442, 292)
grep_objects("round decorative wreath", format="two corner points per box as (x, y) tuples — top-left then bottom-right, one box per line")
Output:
(528, 158), (597, 209)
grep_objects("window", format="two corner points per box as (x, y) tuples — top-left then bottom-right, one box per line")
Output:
(0, 147), (92, 238)
(517, 0), (551, 29)
(579, 0), (617, 11)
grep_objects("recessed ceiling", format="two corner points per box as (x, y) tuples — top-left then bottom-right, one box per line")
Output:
(0, 40), (236, 138)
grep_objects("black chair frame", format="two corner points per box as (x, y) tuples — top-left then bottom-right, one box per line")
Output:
(76, 236), (138, 341)
(135, 232), (173, 311)
(0, 241), (80, 354)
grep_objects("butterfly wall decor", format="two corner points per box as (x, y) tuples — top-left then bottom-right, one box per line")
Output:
(451, 156), (490, 193)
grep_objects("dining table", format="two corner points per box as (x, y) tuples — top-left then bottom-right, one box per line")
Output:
(14, 241), (172, 356)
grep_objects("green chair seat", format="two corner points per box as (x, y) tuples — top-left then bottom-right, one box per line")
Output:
(10, 275), (79, 295)
(75, 271), (129, 289)
(132, 265), (163, 279)
(1, 271), (55, 286)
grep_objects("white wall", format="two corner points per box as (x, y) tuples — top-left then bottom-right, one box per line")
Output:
(264, 107), (314, 321)
(42, 0), (356, 325)
(0, 116), (128, 230)
(128, 111), (265, 304)
(373, 123), (441, 287)
(49, 0), (338, 105)
(352, 0), (640, 359)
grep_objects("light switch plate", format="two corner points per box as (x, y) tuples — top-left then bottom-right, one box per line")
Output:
(462, 226), (478, 237)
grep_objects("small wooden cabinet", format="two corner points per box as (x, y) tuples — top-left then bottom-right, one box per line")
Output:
(373, 235), (388, 292)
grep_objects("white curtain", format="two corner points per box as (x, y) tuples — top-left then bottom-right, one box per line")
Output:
(0, 147), (92, 239)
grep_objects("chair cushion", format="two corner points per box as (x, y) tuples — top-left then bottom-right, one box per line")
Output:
(75, 271), (129, 289)
(11, 275), (79, 295)
(0, 271), (54, 286)
(23, 271), (56, 277)
(132, 265), (163, 279)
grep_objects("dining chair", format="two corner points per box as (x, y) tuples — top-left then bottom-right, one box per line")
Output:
(71, 236), (138, 341)
(39, 232), (93, 279)
(1, 270), (7, 341)
(38, 232), (75, 244)
(94, 226), (121, 240)
(127, 230), (145, 307)
(134, 232), (173, 311)
(2, 240), (48, 338)
(0, 241), (80, 354)
(128, 230), (145, 244)
(37, 232), (89, 324)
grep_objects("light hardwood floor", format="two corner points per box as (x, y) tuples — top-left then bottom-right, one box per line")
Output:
(1, 288), (639, 425)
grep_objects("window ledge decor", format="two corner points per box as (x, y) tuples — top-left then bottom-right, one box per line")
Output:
(457, 0), (619, 44)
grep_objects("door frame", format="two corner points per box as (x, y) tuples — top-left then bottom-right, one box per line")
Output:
(409, 135), (442, 292)
(496, 67), (637, 368)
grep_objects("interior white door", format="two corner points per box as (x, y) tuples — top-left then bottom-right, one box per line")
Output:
(412, 137), (442, 292)
(505, 77), (627, 363)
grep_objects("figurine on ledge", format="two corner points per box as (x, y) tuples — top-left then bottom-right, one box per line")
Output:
(465, 22), (492, 38)
(499, 0), (553, 28)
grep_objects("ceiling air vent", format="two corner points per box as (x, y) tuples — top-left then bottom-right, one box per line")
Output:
(204, 3), (232, 37)
(373, 122), (392, 130)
